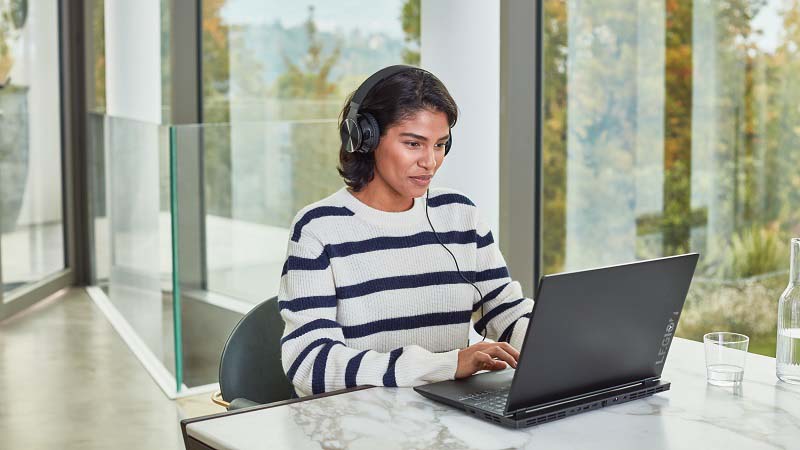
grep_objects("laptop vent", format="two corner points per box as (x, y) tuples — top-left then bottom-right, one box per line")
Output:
(525, 411), (567, 427)
(628, 386), (665, 401)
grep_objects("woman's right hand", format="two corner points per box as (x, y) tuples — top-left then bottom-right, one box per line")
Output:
(455, 341), (520, 379)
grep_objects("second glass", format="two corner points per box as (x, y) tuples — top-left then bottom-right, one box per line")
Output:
(704, 332), (749, 387)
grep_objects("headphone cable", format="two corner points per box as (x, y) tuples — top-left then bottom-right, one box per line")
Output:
(425, 189), (487, 345)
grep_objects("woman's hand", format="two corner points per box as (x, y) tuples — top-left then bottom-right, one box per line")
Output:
(455, 341), (520, 379)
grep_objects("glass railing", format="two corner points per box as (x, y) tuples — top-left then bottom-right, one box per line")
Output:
(93, 115), (177, 384)
(90, 114), (343, 394)
(170, 119), (341, 388)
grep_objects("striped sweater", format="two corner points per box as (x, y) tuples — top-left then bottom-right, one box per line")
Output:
(279, 186), (534, 397)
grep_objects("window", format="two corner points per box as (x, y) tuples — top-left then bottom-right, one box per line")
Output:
(0, 0), (65, 294)
(199, 0), (421, 303)
(541, 0), (800, 356)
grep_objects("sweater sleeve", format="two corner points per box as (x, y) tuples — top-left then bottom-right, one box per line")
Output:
(279, 227), (459, 397)
(471, 213), (535, 352)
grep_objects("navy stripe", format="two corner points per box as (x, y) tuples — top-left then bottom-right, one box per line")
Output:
(427, 193), (475, 208)
(342, 310), (472, 339)
(279, 295), (337, 312)
(280, 319), (340, 345)
(336, 268), (509, 299)
(336, 271), (471, 299)
(286, 338), (335, 381)
(383, 348), (404, 387)
(281, 252), (331, 276)
(473, 282), (510, 312)
(312, 341), (343, 394)
(282, 230), (480, 275)
(476, 231), (494, 248)
(476, 266), (509, 282)
(499, 312), (533, 343)
(326, 230), (476, 259)
(474, 298), (525, 334)
(498, 320), (516, 343)
(291, 206), (354, 242)
(345, 350), (369, 388)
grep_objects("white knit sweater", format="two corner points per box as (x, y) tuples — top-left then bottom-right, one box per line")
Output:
(279, 186), (534, 397)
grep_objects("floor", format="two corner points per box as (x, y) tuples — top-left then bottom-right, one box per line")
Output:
(0, 288), (225, 450)
(95, 283), (246, 388)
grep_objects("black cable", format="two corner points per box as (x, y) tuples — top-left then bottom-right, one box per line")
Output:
(425, 189), (487, 345)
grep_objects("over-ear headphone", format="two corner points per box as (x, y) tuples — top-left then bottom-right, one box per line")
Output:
(340, 65), (453, 155)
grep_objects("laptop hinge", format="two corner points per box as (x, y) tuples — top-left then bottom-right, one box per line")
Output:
(512, 378), (661, 419)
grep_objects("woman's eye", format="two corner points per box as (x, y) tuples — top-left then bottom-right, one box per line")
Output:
(405, 141), (421, 148)
(435, 142), (447, 149)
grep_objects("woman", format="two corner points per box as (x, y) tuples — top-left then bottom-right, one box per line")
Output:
(279, 65), (534, 397)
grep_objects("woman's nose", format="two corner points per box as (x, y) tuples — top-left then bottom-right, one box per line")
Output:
(419, 145), (437, 169)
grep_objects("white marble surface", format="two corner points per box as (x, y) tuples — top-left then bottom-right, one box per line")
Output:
(187, 338), (800, 449)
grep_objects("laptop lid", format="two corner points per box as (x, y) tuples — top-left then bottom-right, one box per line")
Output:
(505, 253), (698, 413)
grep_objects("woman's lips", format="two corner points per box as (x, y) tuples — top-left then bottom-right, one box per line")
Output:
(410, 175), (432, 186)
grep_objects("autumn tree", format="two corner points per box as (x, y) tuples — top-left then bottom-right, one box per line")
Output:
(401, 0), (420, 65)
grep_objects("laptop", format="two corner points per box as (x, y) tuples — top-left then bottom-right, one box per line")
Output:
(414, 253), (699, 428)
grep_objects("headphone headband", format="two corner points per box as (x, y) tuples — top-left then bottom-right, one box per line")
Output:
(346, 65), (416, 121)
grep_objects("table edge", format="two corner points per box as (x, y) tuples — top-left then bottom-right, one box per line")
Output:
(180, 385), (374, 450)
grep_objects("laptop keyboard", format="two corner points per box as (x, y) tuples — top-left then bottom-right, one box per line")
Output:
(457, 387), (510, 414)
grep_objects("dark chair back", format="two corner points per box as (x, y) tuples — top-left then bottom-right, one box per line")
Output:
(218, 296), (295, 405)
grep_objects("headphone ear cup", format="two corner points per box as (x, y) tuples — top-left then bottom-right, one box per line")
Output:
(444, 131), (452, 156)
(358, 113), (381, 153)
(340, 117), (362, 153)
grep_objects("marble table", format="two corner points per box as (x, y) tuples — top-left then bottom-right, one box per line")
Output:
(182, 338), (800, 449)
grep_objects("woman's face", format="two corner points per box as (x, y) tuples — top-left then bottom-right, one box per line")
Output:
(371, 109), (451, 201)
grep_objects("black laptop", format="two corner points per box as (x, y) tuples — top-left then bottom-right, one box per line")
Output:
(414, 253), (699, 429)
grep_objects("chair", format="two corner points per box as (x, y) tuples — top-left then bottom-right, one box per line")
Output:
(211, 296), (296, 410)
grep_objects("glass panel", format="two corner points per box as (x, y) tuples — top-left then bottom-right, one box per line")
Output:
(541, 0), (800, 357)
(88, 111), (108, 283)
(171, 120), (337, 388)
(161, 0), (421, 390)
(0, 0), (64, 294)
(105, 115), (175, 377)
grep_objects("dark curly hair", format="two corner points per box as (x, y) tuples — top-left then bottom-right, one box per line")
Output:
(337, 68), (459, 192)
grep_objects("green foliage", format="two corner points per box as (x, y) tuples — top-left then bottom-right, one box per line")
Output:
(274, 6), (340, 100)
(720, 226), (788, 279)
(202, 0), (232, 123)
(401, 0), (420, 65)
(677, 273), (785, 357)
(273, 6), (343, 216)
(541, 0), (568, 274)
(90, 0), (105, 111)
(0, 0), (19, 83)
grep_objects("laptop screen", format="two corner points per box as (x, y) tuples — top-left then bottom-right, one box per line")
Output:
(506, 253), (698, 412)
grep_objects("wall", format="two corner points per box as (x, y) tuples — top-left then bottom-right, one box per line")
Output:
(421, 0), (501, 240)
